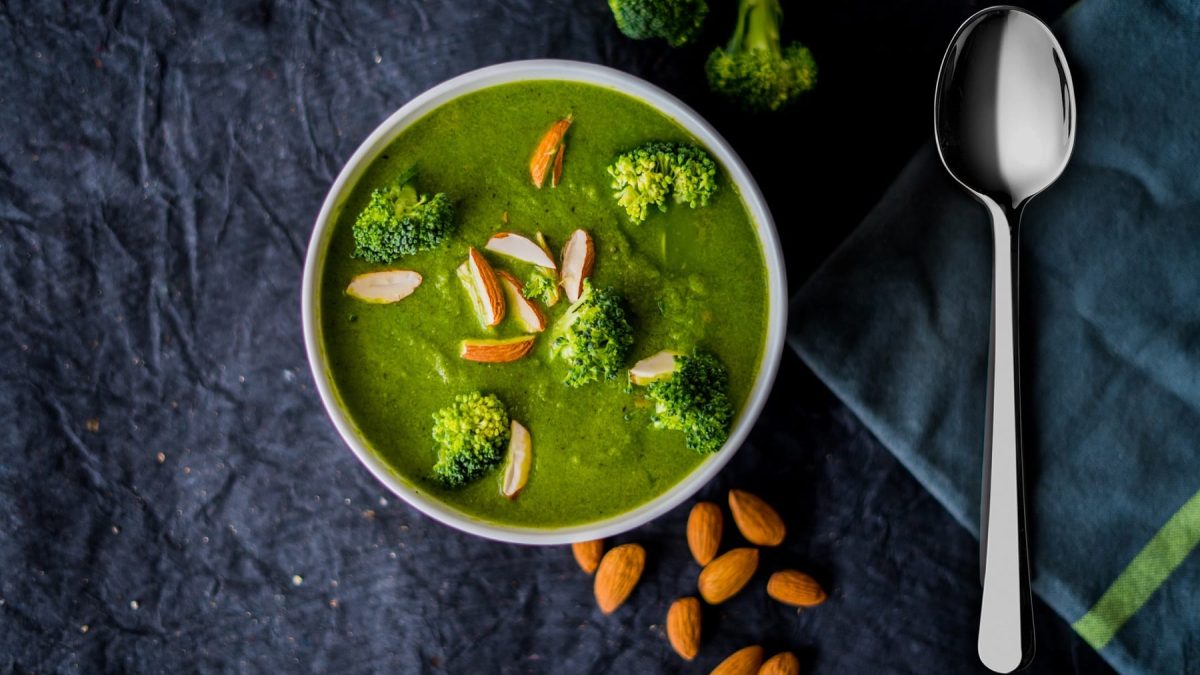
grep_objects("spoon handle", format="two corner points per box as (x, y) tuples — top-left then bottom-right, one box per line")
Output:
(978, 201), (1035, 673)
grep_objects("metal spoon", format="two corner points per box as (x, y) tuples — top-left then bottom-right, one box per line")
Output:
(934, 6), (1075, 673)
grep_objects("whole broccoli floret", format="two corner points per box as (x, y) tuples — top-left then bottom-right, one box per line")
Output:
(608, 0), (708, 47)
(706, 0), (817, 112)
(551, 281), (635, 387)
(352, 168), (454, 263)
(643, 351), (734, 454)
(430, 391), (510, 488)
(607, 142), (718, 224)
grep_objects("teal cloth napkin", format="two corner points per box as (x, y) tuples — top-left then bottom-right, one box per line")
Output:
(789, 0), (1200, 672)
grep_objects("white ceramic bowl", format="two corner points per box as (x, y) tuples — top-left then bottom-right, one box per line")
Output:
(302, 60), (787, 545)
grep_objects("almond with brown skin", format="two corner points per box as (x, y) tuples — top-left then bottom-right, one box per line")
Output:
(559, 228), (594, 303)
(767, 570), (827, 608)
(459, 336), (536, 363)
(529, 115), (572, 189)
(698, 548), (758, 605)
(572, 539), (604, 575)
(728, 490), (786, 547)
(758, 652), (800, 675)
(593, 543), (645, 614)
(467, 247), (505, 326)
(710, 645), (764, 675)
(666, 597), (701, 661)
(687, 502), (722, 566)
(552, 141), (565, 188)
(345, 270), (422, 303)
(497, 271), (547, 332)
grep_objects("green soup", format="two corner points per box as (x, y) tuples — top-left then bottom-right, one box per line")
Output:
(319, 80), (769, 527)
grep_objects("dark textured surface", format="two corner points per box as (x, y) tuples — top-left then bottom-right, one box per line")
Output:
(0, 1), (1112, 673)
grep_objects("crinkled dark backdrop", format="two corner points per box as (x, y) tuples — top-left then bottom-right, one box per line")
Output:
(0, 1), (1110, 673)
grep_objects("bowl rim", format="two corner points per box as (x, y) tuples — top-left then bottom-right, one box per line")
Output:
(301, 59), (787, 545)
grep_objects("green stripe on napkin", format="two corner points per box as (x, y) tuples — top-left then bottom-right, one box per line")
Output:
(1073, 488), (1200, 650)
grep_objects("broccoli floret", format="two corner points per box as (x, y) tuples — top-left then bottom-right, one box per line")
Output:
(607, 142), (718, 224)
(550, 281), (635, 387)
(643, 351), (734, 454)
(607, 0), (708, 47)
(522, 268), (561, 306)
(430, 391), (510, 488)
(352, 168), (455, 263)
(706, 0), (817, 112)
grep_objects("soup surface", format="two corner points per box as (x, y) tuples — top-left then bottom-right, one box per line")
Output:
(319, 80), (769, 527)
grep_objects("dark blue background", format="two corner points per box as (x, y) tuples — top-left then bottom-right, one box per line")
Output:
(0, 1), (1112, 672)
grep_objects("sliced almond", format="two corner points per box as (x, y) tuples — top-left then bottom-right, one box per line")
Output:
(710, 645), (764, 675)
(559, 228), (594, 303)
(459, 335), (536, 363)
(572, 539), (604, 575)
(456, 261), (488, 326)
(501, 420), (532, 499)
(486, 232), (557, 270)
(552, 141), (565, 188)
(467, 247), (505, 327)
(498, 270), (547, 333)
(630, 350), (680, 385)
(345, 270), (422, 304)
(593, 543), (645, 614)
(530, 115), (572, 189)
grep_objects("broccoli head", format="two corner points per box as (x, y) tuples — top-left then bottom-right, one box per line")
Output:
(607, 142), (718, 224)
(430, 391), (510, 488)
(643, 351), (734, 454)
(706, 0), (817, 112)
(608, 0), (709, 47)
(352, 168), (455, 263)
(551, 281), (635, 387)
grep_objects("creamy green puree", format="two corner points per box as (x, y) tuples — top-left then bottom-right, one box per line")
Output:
(319, 81), (768, 527)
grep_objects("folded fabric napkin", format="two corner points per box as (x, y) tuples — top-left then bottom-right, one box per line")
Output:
(789, 0), (1200, 672)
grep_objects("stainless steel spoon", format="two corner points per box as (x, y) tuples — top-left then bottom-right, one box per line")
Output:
(934, 6), (1075, 673)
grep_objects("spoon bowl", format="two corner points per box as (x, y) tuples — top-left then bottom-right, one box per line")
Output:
(934, 6), (1076, 673)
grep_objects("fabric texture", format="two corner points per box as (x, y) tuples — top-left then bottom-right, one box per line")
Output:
(790, 0), (1200, 673)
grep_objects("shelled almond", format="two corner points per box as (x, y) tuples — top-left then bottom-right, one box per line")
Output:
(687, 502), (723, 566)
(500, 421), (532, 500)
(767, 570), (827, 608)
(572, 540), (604, 575)
(594, 543), (645, 614)
(729, 490), (786, 547)
(710, 645), (764, 675)
(666, 597), (701, 661)
(530, 115), (572, 189)
(497, 270), (547, 333)
(758, 651), (800, 675)
(486, 232), (557, 269)
(698, 548), (758, 605)
(559, 229), (594, 303)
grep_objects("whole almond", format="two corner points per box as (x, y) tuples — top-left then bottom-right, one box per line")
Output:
(710, 645), (764, 675)
(698, 548), (758, 605)
(767, 570), (827, 608)
(666, 596), (701, 661)
(593, 543), (645, 614)
(758, 651), (800, 675)
(572, 539), (604, 575)
(728, 490), (786, 546)
(687, 502), (723, 566)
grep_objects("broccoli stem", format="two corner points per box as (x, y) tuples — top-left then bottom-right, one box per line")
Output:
(732, 0), (783, 56)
